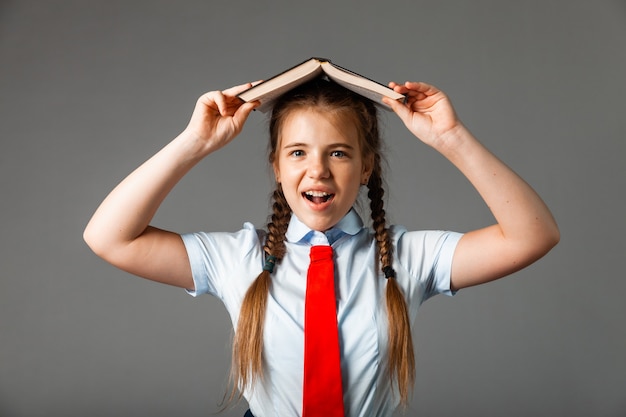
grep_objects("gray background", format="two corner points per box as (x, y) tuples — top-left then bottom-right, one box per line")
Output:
(1, 1), (625, 416)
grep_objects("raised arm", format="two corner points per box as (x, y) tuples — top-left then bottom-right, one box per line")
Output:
(83, 84), (258, 289)
(384, 82), (559, 290)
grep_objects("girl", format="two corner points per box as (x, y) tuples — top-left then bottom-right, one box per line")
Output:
(84, 77), (559, 417)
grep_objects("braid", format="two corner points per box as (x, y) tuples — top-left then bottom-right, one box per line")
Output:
(368, 156), (392, 267)
(265, 186), (291, 261)
(368, 160), (416, 405)
(229, 185), (291, 401)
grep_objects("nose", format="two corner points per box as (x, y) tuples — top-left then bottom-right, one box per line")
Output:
(307, 153), (330, 179)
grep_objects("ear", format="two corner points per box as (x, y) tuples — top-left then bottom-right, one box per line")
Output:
(273, 161), (281, 183)
(361, 154), (374, 184)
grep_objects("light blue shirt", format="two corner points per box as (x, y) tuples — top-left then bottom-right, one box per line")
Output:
(182, 209), (462, 417)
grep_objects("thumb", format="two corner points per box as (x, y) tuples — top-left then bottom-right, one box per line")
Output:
(384, 97), (413, 126)
(232, 100), (259, 128)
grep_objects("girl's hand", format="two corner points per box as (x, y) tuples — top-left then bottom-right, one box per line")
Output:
(83, 83), (259, 289)
(384, 81), (462, 150)
(183, 83), (259, 154)
(386, 82), (559, 291)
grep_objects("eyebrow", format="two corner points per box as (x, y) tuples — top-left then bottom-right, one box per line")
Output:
(282, 142), (356, 150)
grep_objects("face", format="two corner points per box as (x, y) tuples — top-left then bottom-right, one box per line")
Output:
(273, 108), (373, 232)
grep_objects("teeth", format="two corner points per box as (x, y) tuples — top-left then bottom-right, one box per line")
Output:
(305, 191), (331, 197)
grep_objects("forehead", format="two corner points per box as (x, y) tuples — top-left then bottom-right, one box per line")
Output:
(278, 108), (361, 146)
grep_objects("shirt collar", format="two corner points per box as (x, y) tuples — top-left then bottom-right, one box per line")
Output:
(285, 208), (363, 245)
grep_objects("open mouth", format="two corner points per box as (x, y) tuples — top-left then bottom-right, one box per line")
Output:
(303, 190), (334, 204)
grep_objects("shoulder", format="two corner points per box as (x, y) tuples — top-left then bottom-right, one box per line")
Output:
(181, 222), (266, 263)
(389, 225), (462, 249)
(388, 225), (463, 300)
(388, 225), (463, 277)
(183, 221), (265, 245)
(181, 222), (267, 297)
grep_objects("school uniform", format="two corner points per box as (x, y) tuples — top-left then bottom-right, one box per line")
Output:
(182, 208), (462, 417)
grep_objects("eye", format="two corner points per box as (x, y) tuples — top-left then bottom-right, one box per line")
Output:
(331, 150), (346, 158)
(289, 150), (305, 157)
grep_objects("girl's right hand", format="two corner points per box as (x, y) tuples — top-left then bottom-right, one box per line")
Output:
(83, 83), (259, 289)
(183, 83), (259, 155)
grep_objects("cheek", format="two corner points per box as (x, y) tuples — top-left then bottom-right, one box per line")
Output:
(277, 170), (301, 199)
(341, 170), (365, 198)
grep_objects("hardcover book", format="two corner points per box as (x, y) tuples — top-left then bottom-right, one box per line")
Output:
(238, 57), (405, 113)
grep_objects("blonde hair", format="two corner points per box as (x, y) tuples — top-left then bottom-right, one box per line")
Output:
(230, 79), (415, 404)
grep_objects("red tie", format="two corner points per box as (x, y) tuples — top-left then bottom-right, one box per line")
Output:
(303, 245), (345, 417)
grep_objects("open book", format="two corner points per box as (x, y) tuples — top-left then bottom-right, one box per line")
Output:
(237, 57), (405, 113)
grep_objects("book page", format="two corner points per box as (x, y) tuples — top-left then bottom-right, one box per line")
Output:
(321, 62), (404, 109)
(238, 58), (324, 112)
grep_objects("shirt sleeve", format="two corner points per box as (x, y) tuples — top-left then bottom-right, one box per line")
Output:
(392, 227), (463, 302)
(180, 222), (265, 299)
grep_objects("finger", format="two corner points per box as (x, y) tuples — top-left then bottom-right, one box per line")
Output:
(221, 82), (256, 98)
(210, 91), (231, 116)
(404, 81), (439, 96)
(383, 96), (412, 121)
(388, 81), (409, 94)
(232, 100), (260, 127)
(194, 91), (222, 117)
(222, 79), (266, 97)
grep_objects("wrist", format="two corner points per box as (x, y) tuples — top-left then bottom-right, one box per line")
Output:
(174, 129), (219, 163)
(430, 123), (474, 156)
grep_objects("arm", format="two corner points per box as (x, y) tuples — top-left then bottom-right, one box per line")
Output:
(384, 82), (559, 290)
(83, 84), (259, 289)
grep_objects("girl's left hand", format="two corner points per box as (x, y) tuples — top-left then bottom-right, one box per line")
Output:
(384, 81), (463, 149)
(386, 82), (560, 291)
